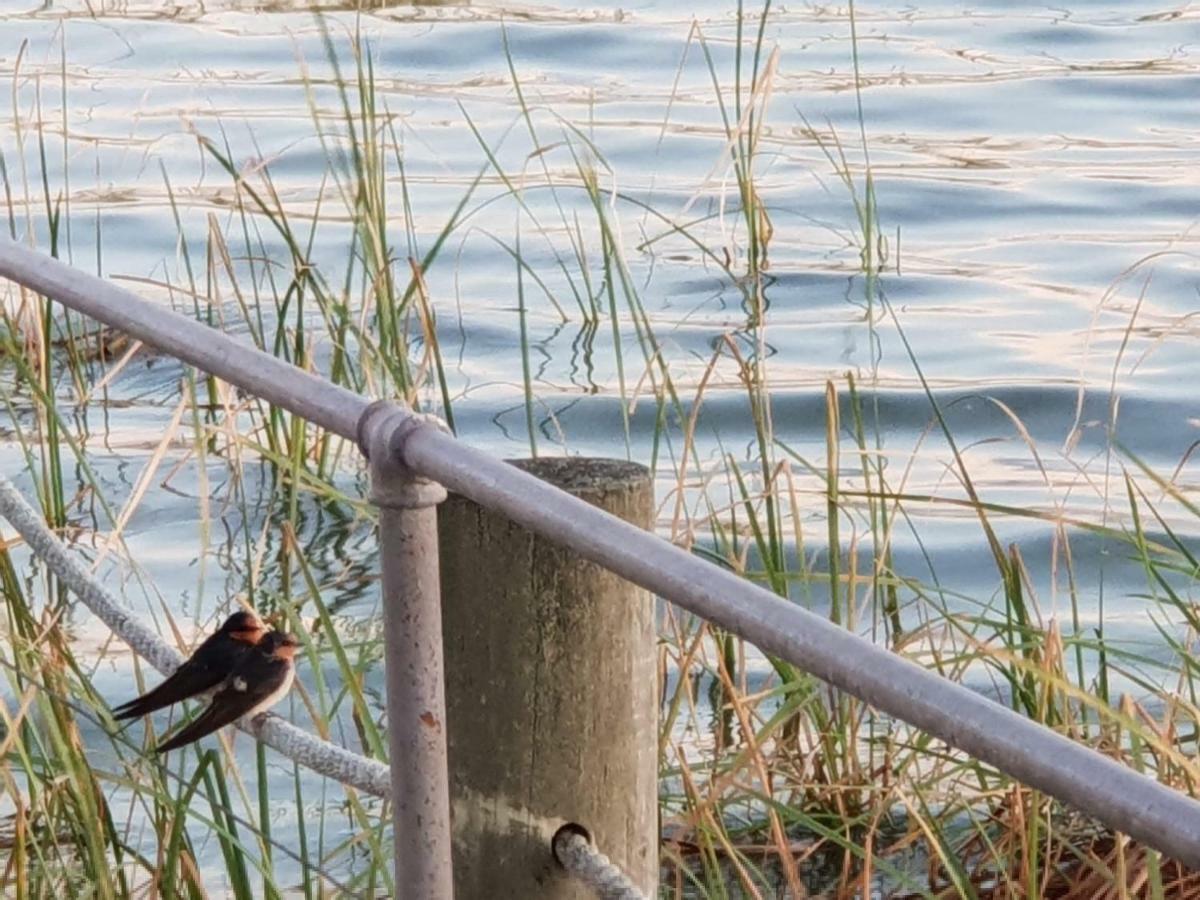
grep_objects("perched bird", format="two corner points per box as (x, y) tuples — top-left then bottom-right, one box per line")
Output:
(113, 610), (267, 721)
(156, 629), (300, 754)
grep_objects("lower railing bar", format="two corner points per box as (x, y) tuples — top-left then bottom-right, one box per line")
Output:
(0, 470), (392, 797)
(397, 422), (1200, 867)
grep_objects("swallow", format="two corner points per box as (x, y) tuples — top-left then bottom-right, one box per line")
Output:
(156, 629), (300, 754)
(112, 610), (267, 721)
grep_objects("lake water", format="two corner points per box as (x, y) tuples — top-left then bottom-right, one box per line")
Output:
(2, 0), (1200, 894)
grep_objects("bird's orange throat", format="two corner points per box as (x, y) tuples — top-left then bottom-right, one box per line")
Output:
(272, 643), (298, 661)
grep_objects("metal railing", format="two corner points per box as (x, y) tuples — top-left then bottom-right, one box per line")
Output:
(2, 236), (1200, 889)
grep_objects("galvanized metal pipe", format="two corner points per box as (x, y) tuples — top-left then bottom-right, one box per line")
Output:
(397, 424), (1200, 867)
(361, 403), (455, 898)
(4, 240), (1200, 864)
(0, 239), (368, 439)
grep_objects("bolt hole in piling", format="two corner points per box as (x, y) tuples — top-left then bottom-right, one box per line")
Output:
(551, 822), (593, 867)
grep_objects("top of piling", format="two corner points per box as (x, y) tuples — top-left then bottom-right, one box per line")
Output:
(508, 457), (650, 495)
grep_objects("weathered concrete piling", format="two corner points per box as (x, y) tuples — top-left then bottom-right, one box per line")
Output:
(439, 457), (658, 898)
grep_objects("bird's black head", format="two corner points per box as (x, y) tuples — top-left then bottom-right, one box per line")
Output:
(259, 630), (300, 660)
(220, 610), (266, 643)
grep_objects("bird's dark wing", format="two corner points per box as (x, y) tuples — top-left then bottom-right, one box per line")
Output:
(113, 662), (221, 720)
(113, 638), (229, 720)
(155, 664), (283, 754)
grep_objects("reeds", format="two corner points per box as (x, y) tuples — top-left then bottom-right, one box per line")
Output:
(0, 4), (1197, 898)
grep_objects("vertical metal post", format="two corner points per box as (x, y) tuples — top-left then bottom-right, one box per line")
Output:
(359, 402), (454, 899)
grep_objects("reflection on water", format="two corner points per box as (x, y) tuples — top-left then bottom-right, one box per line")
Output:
(2, 0), (1200, 891)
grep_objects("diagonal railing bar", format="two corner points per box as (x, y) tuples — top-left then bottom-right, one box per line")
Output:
(0, 241), (370, 440)
(2, 238), (1200, 868)
(404, 427), (1200, 861)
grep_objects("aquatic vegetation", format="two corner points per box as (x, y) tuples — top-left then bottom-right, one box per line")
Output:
(0, 1), (1198, 897)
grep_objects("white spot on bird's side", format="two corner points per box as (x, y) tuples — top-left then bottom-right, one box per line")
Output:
(233, 677), (247, 692)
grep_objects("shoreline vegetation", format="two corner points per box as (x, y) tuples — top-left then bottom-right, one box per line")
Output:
(1, 2), (1198, 897)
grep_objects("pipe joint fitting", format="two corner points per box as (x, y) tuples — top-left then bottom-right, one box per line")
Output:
(357, 400), (448, 509)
